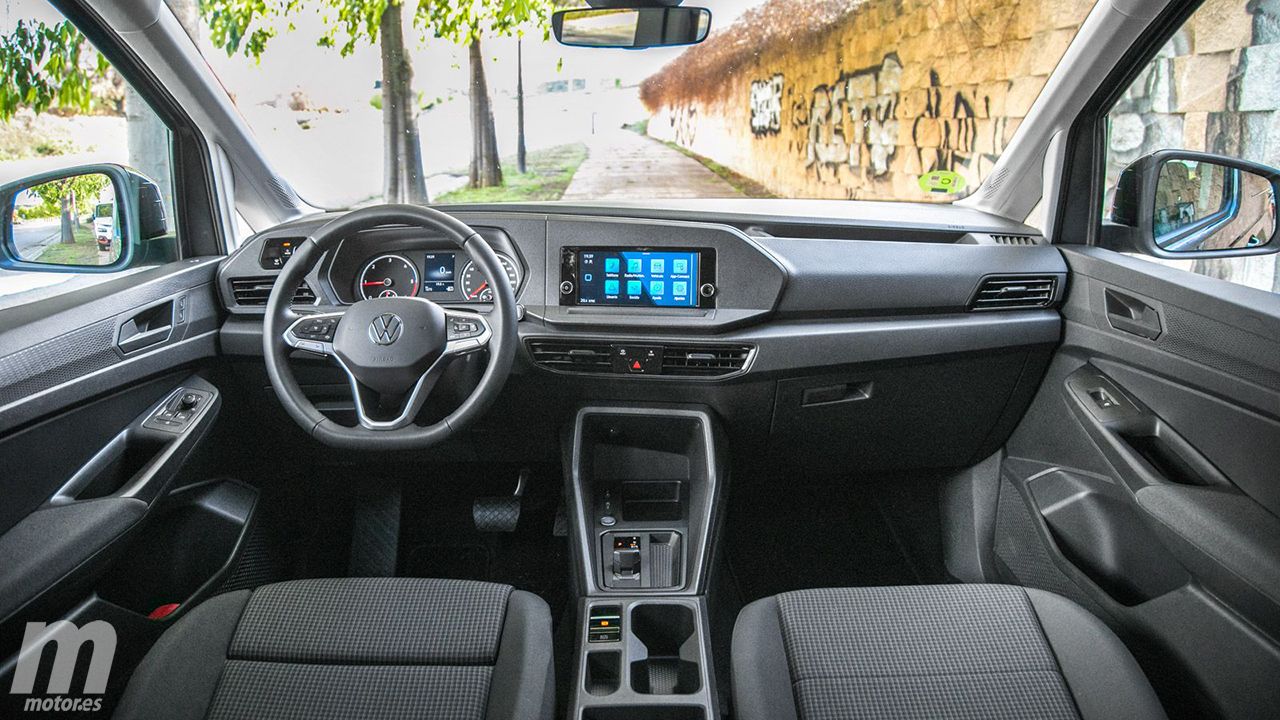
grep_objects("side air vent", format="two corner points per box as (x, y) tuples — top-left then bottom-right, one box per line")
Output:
(526, 339), (613, 373)
(970, 275), (1058, 310)
(990, 234), (1041, 246)
(661, 344), (753, 377)
(230, 277), (317, 307)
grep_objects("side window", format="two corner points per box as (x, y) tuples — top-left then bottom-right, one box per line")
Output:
(0, 1), (180, 310)
(1103, 0), (1279, 293)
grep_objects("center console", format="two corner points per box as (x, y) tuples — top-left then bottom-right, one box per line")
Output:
(565, 407), (724, 719)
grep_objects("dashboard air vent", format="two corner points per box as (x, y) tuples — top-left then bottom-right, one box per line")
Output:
(970, 275), (1057, 311)
(230, 277), (317, 306)
(990, 234), (1040, 246)
(661, 344), (753, 377)
(526, 339), (613, 373)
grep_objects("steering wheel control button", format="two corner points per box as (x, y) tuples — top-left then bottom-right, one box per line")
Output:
(699, 282), (716, 298)
(611, 344), (662, 374)
(296, 340), (327, 354)
(295, 316), (339, 341)
(447, 317), (485, 341)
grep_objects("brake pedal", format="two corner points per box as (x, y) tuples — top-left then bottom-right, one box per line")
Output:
(473, 468), (528, 533)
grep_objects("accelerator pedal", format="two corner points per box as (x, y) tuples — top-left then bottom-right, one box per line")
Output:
(473, 468), (529, 533)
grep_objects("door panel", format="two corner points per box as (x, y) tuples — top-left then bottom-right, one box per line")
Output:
(992, 246), (1280, 719)
(0, 259), (223, 635)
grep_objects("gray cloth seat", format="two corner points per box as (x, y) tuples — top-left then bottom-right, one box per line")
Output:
(732, 584), (1166, 720)
(114, 577), (553, 720)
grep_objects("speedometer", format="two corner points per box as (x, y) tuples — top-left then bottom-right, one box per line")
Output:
(459, 255), (520, 302)
(358, 254), (419, 300)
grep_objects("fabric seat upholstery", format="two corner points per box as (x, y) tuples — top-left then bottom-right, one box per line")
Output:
(114, 577), (553, 720)
(732, 584), (1166, 720)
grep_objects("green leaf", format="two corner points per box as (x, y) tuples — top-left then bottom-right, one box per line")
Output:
(0, 19), (108, 121)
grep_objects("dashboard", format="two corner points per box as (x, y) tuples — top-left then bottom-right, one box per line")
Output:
(216, 203), (1069, 471)
(219, 214), (791, 330)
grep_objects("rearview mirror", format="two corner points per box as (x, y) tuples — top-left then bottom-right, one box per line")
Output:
(1106, 151), (1279, 259)
(553, 6), (711, 49)
(0, 164), (169, 272)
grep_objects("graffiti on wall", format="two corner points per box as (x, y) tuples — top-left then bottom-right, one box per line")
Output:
(763, 55), (1008, 192)
(750, 74), (784, 135)
(909, 69), (1007, 185)
(669, 104), (699, 147)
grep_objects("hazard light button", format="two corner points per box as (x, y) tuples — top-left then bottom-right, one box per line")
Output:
(611, 344), (662, 374)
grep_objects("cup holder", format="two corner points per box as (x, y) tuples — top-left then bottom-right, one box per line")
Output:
(585, 651), (621, 697)
(629, 604), (700, 695)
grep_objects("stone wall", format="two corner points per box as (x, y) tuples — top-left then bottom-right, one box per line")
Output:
(641, 0), (1279, 208)
(1104, 0), (1280, 292)
(1104, 0), (1280, 197)
(642, 0), (1094, 201)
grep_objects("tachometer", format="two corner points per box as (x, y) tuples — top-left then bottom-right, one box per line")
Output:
(459, 254), (520, 302)
(358, 254), (419, 300)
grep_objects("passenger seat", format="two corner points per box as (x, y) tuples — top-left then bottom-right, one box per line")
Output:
(732, 584), (1165, 720)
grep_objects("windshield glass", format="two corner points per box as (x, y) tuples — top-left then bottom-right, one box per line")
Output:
(178, 0), (1096, 208)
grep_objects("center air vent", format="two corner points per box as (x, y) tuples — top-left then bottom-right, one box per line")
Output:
(661, 343), (753, 376)
(230, 277), (317, 307)
(526, 339), (753, 378)
(969, 275), (1058, 311)
(526, 339), (613, 373)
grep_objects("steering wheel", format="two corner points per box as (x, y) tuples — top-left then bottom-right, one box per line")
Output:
(262, 204), (518, 450)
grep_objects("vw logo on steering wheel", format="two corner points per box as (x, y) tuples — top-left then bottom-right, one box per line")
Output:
(368, 313), (403, 345)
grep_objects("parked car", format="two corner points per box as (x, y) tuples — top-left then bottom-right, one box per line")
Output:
(93, 202), (115, 252)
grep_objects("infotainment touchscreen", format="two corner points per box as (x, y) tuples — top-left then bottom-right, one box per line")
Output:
(563, 248), (714, 308)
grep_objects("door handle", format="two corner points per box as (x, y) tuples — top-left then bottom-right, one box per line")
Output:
(1104, 289), (1162, 340)
(117, 300), (174, 354)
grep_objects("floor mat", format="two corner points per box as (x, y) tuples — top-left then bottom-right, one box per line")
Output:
(398, 464), (571, 622)
(724, 473), (953, 604)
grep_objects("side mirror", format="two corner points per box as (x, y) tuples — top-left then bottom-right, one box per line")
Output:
(0, 164), (168, 272)
(553, 5), (711, 49)
(1104, 150), (1278, 259)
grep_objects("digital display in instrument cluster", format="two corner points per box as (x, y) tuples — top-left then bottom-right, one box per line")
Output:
(422, 252), (456, 293)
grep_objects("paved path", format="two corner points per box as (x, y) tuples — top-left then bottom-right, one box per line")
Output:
(562, 129), (741, 200)
(12, 218), (60, 260)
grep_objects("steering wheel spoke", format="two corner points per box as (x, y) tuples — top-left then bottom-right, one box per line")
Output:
(282, 309), (346, 357)
(443, 309), (493, 356)
(331, 309), (492, 430)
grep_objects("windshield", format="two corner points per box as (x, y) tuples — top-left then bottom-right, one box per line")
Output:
(179, 0), (1096, 209)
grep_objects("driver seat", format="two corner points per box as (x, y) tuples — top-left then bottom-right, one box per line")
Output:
(113, 578), (554, 720)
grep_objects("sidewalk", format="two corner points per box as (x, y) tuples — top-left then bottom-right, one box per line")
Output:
(562, 129), (741, 200)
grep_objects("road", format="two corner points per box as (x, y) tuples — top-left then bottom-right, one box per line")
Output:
(562, 129), (741, 201)
(11, 217), (60, 261)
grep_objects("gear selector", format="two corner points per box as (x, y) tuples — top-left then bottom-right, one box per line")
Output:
(611, 536), (642, 580)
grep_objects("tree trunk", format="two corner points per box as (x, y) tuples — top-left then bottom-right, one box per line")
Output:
(468, 37), (503, 188)
(380, 2), (428, 204)
(516, 37), (527, 175)
(59, 195), (75, 244)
